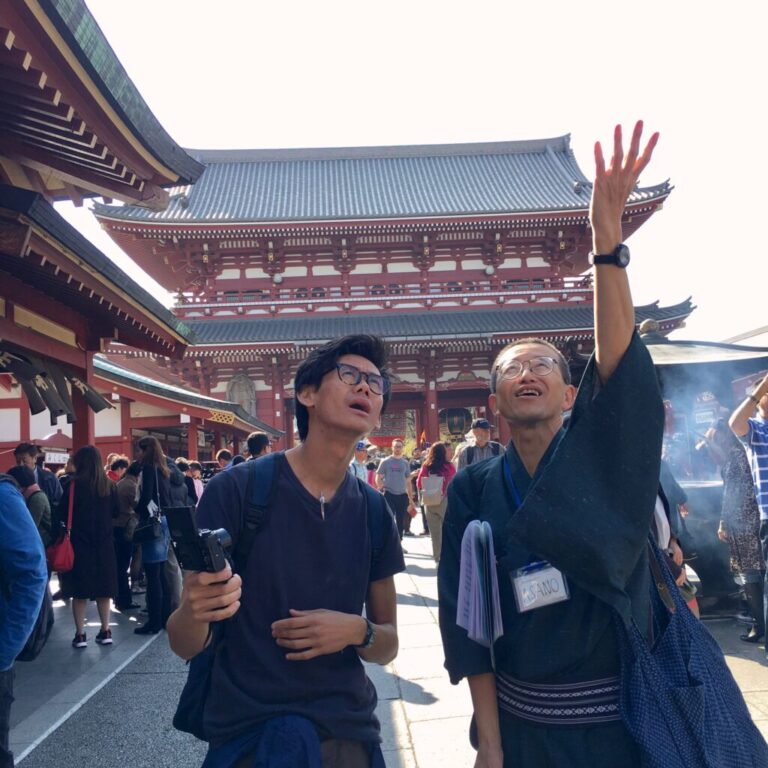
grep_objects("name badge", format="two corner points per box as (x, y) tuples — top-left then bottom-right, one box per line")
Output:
(511, 561), (570, 613)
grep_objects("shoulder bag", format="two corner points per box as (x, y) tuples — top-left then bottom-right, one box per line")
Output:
(133, 467), (163, 544)
(46, 481), (75, 572)
(616, 540), (768, 767)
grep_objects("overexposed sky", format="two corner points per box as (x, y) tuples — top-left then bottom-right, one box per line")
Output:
(58, 0), (768, 343)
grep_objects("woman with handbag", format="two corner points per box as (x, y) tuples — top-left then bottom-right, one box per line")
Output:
(134, 437), (172, 635)
(416, 442), (456, 563)
(55, 445), (119, 649)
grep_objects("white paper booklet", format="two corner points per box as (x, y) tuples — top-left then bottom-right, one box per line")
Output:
(456, 519), (504, 668)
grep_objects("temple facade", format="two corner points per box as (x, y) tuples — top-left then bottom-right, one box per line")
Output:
(94, 140), (691, 447)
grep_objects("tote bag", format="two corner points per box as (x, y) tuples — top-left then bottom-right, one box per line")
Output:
(616, 541), (768, 768)
(420, 474), (444, 507)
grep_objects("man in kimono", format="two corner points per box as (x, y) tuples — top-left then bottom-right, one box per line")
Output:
(438, 122), (663, 768)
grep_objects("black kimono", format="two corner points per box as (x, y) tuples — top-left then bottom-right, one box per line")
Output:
(438, 334), (664, 767)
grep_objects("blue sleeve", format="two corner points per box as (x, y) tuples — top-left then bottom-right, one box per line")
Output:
(0, 483), (47, 670)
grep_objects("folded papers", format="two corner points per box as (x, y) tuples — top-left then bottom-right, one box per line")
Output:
(456, 520), (504, 668)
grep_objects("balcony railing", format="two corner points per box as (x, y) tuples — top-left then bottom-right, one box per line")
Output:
(177, 275), (593, 311)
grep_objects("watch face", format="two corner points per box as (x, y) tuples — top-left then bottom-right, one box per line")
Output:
(615, 244), (630, 267)
(589, 244), (630, 268)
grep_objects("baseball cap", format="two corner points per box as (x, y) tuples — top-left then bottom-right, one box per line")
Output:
(355, 441), (368, 450)
(471, 418), (492, 430)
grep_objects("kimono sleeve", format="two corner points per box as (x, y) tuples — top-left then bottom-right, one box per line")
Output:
(438, 468), (494, 684)
(506, 333), (664, 624)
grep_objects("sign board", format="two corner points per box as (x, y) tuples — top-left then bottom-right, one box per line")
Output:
(45, 451), (69, 466)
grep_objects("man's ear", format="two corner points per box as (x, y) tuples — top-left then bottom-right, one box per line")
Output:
(296, 384), (317, 409)
(562, 384), (577, 412)
(488, 393), (498, 416)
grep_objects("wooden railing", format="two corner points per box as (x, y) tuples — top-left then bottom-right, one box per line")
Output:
(176, 275), (593, 311)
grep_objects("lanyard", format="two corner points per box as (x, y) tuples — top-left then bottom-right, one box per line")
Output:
(502, 455), (524, 508)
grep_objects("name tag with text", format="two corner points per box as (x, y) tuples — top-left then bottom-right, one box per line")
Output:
(511, 561), (570, 613)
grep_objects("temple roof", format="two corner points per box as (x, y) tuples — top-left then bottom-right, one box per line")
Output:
(0, 185), (195, 355)
(0, 0), (203, 204)
(94, 356), (282, 436)
(41, 0), (203, 182)
(184, 300), (693, 346)
(92, 136), (671, 224)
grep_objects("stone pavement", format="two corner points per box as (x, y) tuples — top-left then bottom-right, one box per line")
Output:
(10, 534), (768, 766)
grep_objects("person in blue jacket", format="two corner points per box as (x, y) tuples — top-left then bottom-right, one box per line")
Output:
(0, 474), (47, 768)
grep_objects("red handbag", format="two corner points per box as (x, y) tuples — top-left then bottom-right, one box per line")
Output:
(46, 481), (75, 573)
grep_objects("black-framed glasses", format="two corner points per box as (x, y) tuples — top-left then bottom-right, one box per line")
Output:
(335, 363), (389, 395)
(497, 356), (558, 381)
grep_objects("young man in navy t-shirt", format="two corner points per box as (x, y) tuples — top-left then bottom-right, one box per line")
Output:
(167, 334), (404, 767)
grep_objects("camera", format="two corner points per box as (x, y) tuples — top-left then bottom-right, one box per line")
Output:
(164, 506), (232, 573)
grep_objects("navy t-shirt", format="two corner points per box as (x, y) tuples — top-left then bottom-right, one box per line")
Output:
(196, 453), (405, 744)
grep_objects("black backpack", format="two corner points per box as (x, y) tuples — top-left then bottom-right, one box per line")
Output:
(173, 452), (388, 740)
(465, 442), (502, 465)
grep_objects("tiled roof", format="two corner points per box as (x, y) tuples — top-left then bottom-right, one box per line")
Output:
(43, 0), (203, 183)
(186, 301), (693, 345)
(92, 136), (670, 224)
(94, 356), (282, 435)
(0, 185), (194, 344)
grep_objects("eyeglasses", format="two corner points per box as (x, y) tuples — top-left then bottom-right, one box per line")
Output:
(335, 363), (389, 395)
(497, 356), (559, 381)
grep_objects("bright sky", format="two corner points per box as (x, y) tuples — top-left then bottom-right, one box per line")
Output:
(57, 0), (767, 343)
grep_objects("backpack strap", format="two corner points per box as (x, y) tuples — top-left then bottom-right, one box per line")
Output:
(492, 442), (501, 456)
(466, 446), (474, 464)
(231, 454), (279, 573)
(357, 479), (386, 575)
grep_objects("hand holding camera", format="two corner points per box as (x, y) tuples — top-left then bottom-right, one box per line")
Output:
(166, 506), (240, 625)
(180, 566), (242, 625)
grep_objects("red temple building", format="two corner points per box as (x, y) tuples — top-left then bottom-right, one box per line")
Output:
(94, 141), (692, 448)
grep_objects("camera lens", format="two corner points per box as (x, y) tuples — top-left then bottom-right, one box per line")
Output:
(213, 528), (232, 552)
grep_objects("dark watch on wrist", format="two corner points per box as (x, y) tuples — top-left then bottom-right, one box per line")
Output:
(588, 243), (630, 268)
(355, 618), (376, 649)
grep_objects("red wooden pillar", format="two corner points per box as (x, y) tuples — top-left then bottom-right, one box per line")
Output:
(232, 436), (240, 455)
(284, 397), (295, 449)
(120, 395), (133, 458)
(414, 408), (424, 447)
(425, 381), (439, 445)
(72, 353), (95, 449)
(19, 392), (30, 441)
(187, 417), (199, 461)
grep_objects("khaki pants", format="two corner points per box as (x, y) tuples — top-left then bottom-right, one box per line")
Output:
(424, 496), (448, 562)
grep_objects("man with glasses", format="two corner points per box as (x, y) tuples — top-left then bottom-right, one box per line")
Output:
(375, 439), (412, 541)
(439, 123), (668, 767)
(167, 334), (404, 767)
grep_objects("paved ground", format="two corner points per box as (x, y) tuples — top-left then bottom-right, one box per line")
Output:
(10, 532), (768, 767)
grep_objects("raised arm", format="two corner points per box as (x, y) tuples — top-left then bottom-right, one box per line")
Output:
(730, 373), (768, 437)
(591, 121), (659, 382)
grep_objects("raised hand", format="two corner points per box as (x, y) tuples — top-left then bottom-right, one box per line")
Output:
(590, 121), (659, 253)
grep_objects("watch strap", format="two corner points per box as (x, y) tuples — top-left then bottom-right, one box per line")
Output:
(354, 618), (375, 649)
